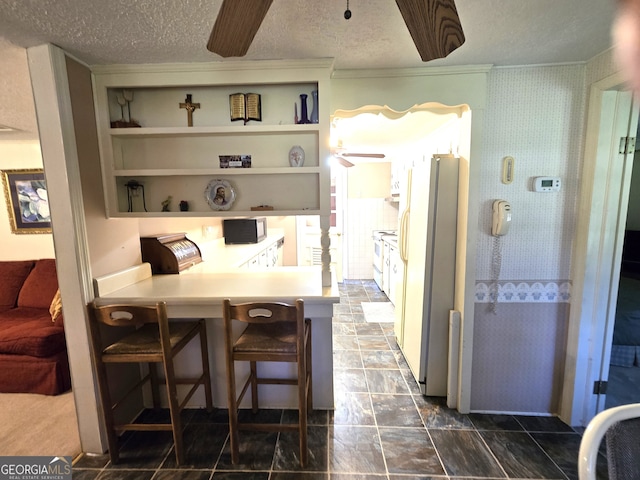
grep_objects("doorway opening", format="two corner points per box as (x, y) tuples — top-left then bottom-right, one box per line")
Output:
(563, 78), (640, 426)
(329, 103), (466, 284)
(605, 120), (640, 409)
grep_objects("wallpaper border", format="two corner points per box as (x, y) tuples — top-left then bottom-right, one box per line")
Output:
(475, 280), (571, 303)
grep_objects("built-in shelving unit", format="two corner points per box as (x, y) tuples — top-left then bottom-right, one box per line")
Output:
(92, 60), (332, 219)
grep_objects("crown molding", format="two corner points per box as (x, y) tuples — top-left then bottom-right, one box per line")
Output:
(91, 58), (336, 76)
(331, 64), (493, 79)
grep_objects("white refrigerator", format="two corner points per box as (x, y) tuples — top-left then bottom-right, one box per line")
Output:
(394, 154), (458, 396)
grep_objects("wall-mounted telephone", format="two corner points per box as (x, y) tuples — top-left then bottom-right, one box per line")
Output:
(492, 200), (511, 236)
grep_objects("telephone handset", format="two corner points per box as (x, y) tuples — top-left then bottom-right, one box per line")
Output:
(492, 200), (511, 236)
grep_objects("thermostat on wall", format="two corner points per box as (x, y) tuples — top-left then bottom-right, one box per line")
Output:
(533, 176), (561, 192)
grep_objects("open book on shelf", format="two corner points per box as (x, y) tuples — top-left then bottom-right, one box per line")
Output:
(229, 92), (262, 125)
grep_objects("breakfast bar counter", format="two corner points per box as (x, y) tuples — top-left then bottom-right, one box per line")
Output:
(93, 263), (339, 409)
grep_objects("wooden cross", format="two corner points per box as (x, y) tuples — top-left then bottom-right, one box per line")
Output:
(179, 94), (200, 127)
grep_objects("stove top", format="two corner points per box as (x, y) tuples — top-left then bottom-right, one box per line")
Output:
(372, 230), (397, 243)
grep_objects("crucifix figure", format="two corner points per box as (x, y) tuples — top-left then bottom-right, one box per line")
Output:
(179, 94), (200, 127)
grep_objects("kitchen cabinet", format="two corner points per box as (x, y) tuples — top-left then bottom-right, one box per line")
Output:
(390, 158), (409, 200)
(267, 241), (284, 267)
(258, 249), (268, 267)
(201, 231), (285, 271)
(238, 238), (283, 270)
(380, 236), (399, 305)
(390, 162), (401, 198)
(388, 243), (400, 305)
(383, 240), (391, 293)
(92, 60), (332, 219)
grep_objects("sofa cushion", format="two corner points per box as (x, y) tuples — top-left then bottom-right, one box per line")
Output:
(0, 261), (34, 310)
(0, 308), (66, 357)
(17, 259), (58, 309)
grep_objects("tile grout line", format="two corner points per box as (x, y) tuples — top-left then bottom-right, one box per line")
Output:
(524, 429), (573, 480)
(356, 291), (392, 480)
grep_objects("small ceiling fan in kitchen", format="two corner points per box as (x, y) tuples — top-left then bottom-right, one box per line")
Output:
(331, 150), (386, 168)
(206, 0), (465, 63)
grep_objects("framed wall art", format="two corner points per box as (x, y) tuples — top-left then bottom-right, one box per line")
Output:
(2, 169), (52, 234)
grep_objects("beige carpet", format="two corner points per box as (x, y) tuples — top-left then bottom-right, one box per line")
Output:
(0, 390), (81, 457)
(361, 302), (395, 323)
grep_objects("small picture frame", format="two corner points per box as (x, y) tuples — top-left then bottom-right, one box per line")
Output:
(2, 169), (52, 234)
(219, 155), (251, 168)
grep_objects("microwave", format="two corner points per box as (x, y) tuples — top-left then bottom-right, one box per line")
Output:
(223, 217), (267, 244)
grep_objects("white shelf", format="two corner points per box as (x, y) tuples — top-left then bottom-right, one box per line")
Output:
(109, 209), (322, 218)
(113, 167), (321, 177)
(109, 124), (320, 137)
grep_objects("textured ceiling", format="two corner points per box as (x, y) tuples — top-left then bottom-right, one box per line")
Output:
(0, 0), (619, 69)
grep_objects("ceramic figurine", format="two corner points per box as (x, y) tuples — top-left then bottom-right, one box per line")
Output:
(161, 196), (172, 212)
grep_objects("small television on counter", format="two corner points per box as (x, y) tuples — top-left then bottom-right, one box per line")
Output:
(223, 218), (267, 244)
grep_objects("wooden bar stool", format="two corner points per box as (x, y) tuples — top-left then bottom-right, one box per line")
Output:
(222, 299), (312, 466)
(88, 301), (213, 465)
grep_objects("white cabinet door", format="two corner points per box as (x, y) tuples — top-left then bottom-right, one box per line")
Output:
(258, 250), (268, 267)
(388, 245), (399, 305)
(382, 240), (391, 293)
(248, 256), (259, 268)
(267, 244), (278, 267)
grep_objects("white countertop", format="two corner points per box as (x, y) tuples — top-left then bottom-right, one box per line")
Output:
(383, 234), (398, 248)
(94, 228), (338, 312)
(95, 265), (338, 307)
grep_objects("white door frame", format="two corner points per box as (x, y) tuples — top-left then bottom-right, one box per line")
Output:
(28, 44), (105, 452)
(560, 73), (638, 426)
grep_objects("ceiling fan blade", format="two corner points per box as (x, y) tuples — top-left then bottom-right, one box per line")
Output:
(207, 0), (273, 57)
(335, 156), (355, 168)
(341, 153), (386, 159)
(395, 0), (465, 62)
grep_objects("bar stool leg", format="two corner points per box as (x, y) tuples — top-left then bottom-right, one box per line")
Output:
(163, 356), (184, 465)
(301, 318), (312, 467)
(198, 320), (214, 411)
(307, 319), (313, 412)
(226, 356), (240, 463)
(250, 361), (259, 413)
(299, 350), (308, 467)
(96, 362), (120, 464)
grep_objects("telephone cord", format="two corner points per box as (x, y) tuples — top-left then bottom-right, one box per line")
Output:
(490, 235), (502, 314)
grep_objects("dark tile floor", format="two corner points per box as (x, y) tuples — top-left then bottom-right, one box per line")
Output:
(72, 279), (607, 479)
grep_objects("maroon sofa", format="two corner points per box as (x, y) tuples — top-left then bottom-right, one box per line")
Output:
(0, 259), (71, 395)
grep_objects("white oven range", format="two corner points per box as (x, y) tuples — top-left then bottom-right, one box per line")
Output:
(372, 230), (397, 290)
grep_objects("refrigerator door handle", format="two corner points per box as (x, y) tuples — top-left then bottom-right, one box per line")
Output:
(399, 208), (410, 262)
